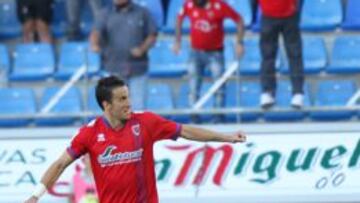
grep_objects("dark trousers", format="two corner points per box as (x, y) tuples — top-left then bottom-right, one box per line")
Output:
(260, 14), (304, 95)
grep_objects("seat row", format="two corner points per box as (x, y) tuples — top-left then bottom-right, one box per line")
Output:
(1, 0), (360, 39)
(2, 35), (358, 82)
(0, 79), (359, 127)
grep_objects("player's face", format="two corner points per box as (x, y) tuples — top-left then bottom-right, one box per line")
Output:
(108, 86), (132, 120)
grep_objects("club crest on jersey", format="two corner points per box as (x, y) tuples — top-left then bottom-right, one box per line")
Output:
(131, 123), (140, 136)
(97, 133), (105, 142)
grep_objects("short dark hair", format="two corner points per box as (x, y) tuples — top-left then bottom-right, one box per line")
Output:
(95, 76), (126, 110)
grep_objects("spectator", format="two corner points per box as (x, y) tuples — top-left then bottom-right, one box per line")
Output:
(16, 0), (53, 43)
(258, 0), (304, 109)
(71, 154), (98, 203)
(66, 0), (102, 41)
(89, 0), (157, 110)
(173, 0), (245, 123)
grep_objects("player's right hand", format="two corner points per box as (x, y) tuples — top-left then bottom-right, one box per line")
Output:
(24, 196), (38, 203)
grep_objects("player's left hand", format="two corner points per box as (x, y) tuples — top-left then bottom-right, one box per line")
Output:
(228, 131), (246, 143)
(131, 47), (144, 58)
(235, 43), (244, 58)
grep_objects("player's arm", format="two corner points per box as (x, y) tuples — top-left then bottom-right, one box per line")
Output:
(24, 151), (75, 203)
(180, 125), (246, 143)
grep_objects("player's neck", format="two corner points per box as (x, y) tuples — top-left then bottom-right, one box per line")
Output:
(103, 114), (126, 130)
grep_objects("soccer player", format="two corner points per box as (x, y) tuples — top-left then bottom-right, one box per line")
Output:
(24, 76), (246, 203)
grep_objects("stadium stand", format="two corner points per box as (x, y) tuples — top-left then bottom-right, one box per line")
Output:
(0, 88), (36, 127)
(327, 36), (360, 74)
(281, 36), (327, 74)
(56, 42), (101, 80)
(0, 0), (21, 39)
(35, 87), (82, 126)
(342, 0), (360, 30)
(224, 0), (252, 32)
(10, 43), (55, 81)
(0, 0), (359, 126)
(310, 80), (357, 121)
(301, 0), (343, 31)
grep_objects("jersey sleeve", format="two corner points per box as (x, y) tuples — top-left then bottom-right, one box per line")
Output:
(144, 112), (182, 142)
(66, 127), (91, 160)
(221, 1), (242, 23)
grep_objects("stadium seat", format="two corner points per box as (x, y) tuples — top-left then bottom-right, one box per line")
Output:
(301, 0), (342, 31)
(327, 36), (360, 74)
(0, 0), (21, 39)
(281, 36), (327, 74)
(0, 44), (10, 75)
(225, 81), (261, 122)
(35, 87), (82, 126)
(310, 80), (356, 120)
(263, 81), (311, 121)
(134, 0), (164, 28)
(163, 0), (190, 33)
(86, 86), (102, 114)
(239, 38), (281, 76)
(146, 83), (174, 119)
(80, 1), (94, 36)
(10, 43), (55, 81)
(148, 39), (188, 78)
(342, 0), (360, 30)
(55, 42), (101, 80)
(52, 0), (67, 38)
(0, 88), (36, 127)
(224, 0), (252, 32)
(174, 83), (215, 123)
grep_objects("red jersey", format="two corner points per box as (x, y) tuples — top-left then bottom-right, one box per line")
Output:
(178, 0), (241, 50)
(259, 0), (297, 18)
(67, 112), (181, 203)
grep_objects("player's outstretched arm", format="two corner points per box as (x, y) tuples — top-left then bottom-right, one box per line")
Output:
(180, 125), (246, 143)
(24, 151), (75, 203)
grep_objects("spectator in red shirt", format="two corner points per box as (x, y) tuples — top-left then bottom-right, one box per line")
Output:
(24, 75), (246, 203)
(173, 0), (245, 123)
(257, 0), (305, 109)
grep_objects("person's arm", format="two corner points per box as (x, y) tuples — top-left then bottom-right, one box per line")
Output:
(235, 18), (245, 58)
(90, 30), (101, 52)
(24, 151), (75, 203)
(180, 124), (246, 143)
(173, 17), (184, 54)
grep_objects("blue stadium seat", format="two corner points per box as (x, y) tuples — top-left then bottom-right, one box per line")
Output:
(55, 42), (101, 80)
(239, 38), (281, 76)
(163, 0), (190, 33)
(148, 39), (188, 77)
(134, 0), (164, 28)
(35, 87), (82, 126)
(0, 88), (36, 127)
(281, 36), (327, 74)
(310, 80), (356, 120)
(327, 36), (360, 74)
(0, 44), (10, 75)
(301, 0), (342, 31)
(174, 83), (215, 123)
(80, 1), (94, 36)
(86, 86), (102, 114)
(264, 81), (311, 121)
(52, 0), (67, 38)
(146, 83), (174, 118)
(0, 0), (21, 39)
(342, 0), (360, 30)
(225, 81), (261, 122)
(224, 0), (252, 32)
(10, 43), (55, 81)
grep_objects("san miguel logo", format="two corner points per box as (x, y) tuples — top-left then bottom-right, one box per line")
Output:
(155, 139), (360, 188)
(97, 145), (143, 167)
